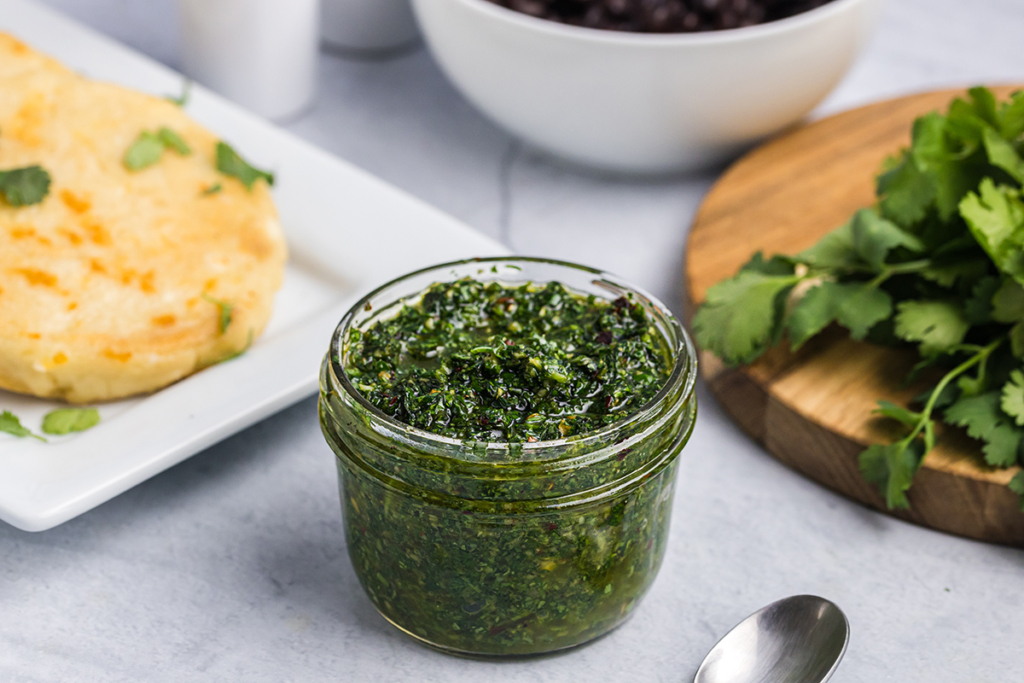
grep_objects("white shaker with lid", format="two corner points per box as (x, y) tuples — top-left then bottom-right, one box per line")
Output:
(321, 0), (418, 52)
(179, 0), (320, 121)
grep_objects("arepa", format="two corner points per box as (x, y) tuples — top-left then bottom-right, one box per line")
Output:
(0, 34), (287, 403)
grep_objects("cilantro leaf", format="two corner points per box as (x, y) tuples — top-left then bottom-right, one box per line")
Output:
(963, 276), (1001, 324)
(991, 278), (1024, 323)
(202, 294), (234, 334)
(787, 280), (893, 349)
(0, 165), (52, 206)
(911, 111), (986, 221)
(849, 208), (925, 268)
(201, 183), (222, 196)
(41, 408), (100, 435)
(945, 392), (1024, 467)
(692, 270), (799, 365)
(894, 300), (969, 357)
(215, 142), (274, 190)
(0, 410), (46, 442)
(859, 438), (925, 509)
(796, 220), (861, 269)
(1009, 471), (1024, 511)
(157, 127), (191, 156)
(877, 152), (935, 226)
(125, 128), (192, 171)
(997, 90), (1024, 140)
(982, 128), (1024, 184)
(124, 131), (165, 171)
(1002, 369), (1024, 427)
(960, 179), (1024, 282)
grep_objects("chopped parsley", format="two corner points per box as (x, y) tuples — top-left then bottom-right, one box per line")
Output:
(215, 142), (273, 190)
(0, 165), (51, 206)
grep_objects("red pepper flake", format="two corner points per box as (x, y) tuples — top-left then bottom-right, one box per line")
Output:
(613, 296), (629, 311)
(596, 330), (613, 345)
(546, 522), (558, 531)
(527, 436), (538, 443)
(616, 448), (632, 462)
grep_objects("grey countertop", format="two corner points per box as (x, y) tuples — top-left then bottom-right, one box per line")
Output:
(4, 1), (1023, 681)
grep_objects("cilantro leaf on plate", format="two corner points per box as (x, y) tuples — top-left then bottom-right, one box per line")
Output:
(0, 165), (52, 206)
(157, 127), (191, 156)
(216, 142), (274, 190)
(0, 411), (46, 442)
(124, 131), (166, 171)
(982, 128), (1024, 184)
(41, 408), (100, 436)
(125, 128), (192, 171)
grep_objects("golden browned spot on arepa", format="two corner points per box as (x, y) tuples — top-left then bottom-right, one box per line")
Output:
(0, 32), (287, 403)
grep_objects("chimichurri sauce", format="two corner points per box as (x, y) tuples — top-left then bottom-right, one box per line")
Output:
(343, 278), (671, 442)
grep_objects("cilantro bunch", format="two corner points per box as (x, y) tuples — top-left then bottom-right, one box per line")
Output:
(693, 87), (1024, 510)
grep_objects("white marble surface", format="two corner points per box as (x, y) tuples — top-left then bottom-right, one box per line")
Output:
(4, 1), (1023, 681)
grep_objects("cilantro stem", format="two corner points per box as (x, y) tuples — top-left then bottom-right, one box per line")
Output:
(865, 259), (933, 289)
(907, 337), (1002, 443)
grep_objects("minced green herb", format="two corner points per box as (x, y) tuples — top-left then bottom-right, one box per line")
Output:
(0, 165), (51, 206)
(344, 278), (671, 442)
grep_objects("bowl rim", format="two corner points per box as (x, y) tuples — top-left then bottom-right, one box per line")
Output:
(445, 0), (875, 46)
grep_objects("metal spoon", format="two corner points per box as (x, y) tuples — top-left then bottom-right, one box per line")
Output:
(693, 595), (850, 683)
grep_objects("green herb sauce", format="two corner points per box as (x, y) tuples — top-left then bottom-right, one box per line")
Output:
(321, 271), (693, 655)
(343, 278), (671, 443)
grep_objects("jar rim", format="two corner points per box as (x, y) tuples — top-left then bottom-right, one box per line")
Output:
(328, 256), (697, 463)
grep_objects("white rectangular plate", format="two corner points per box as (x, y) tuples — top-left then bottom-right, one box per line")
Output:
(0, 0), (508, 531)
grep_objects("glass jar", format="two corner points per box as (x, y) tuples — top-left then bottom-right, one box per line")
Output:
(319, 257), (697, 656)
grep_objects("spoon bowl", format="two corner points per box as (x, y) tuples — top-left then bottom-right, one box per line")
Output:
(694, 595), (849, 683)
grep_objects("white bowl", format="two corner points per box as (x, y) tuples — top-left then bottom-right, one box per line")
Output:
(410, 0), (884, 173)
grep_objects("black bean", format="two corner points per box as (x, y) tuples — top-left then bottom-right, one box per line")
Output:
(485, 0), (835, 32)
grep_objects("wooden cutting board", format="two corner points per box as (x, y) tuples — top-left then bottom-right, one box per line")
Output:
(683, 86), (1024, 548)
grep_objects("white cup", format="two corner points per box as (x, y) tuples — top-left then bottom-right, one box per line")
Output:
(179, 0), (320, 121)
(321, 0), (418, 52)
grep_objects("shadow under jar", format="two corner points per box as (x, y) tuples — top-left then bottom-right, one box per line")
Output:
(319, 257), (697, 656)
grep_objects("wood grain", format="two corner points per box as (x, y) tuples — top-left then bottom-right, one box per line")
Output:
(684, 86), (1024, 547)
